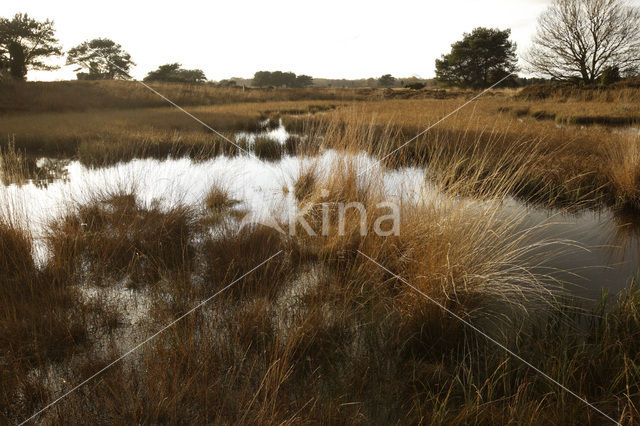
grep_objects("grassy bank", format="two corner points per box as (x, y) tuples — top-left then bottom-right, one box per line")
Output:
(0, 100), (340, 162)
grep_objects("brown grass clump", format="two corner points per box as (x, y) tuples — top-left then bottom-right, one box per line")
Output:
(604, 135), (640, 210)
(292, 164), (317, 202)
(5, 86), (640, 423)
(203, 224), (292, 300)
(253, 136), (282, 161)
(0, 215), (89, 423)
(203, 184), (242, 226)
(47, 190), (200, 286)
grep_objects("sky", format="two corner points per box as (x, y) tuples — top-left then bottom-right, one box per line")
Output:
(3, 0), (557, 81)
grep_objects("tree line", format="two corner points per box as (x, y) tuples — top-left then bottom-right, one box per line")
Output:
(252, 71), (313, 88)
(2, 0), (640, 88)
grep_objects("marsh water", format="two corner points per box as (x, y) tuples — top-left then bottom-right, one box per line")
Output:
(1, 124), (639, 303)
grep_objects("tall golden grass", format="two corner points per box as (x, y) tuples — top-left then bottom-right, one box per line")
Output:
(3, 80), (640, 210)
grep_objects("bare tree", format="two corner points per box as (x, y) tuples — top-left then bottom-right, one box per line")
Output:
(524, 0), (640, 82)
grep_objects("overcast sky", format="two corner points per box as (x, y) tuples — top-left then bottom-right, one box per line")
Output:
(0, 0), (577, 81)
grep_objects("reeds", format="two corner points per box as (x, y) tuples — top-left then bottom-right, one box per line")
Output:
(0, 148), (636, 424)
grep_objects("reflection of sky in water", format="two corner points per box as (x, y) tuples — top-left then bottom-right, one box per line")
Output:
(503, 198), (639, 300)
(1, 150), (638, 301)
(235, 119), (290, 145)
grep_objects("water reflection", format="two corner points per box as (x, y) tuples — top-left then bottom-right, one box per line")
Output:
(235, 119), (290, 145)
(504, 198), (640, 299)
(0, 152), (638, 301)
(0, 155), (70, 188)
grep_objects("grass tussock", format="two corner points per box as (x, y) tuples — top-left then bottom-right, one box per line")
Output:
(252, 136), (282, 161)
(47, 190), (200, 286)
(0, 215), (90, 423)
(292, 164), (317, 202)
(1, 158), (638, 423)
(203, 184), (243, 226)
(604, 135), (640, 210)
(203, 224), (293, 300)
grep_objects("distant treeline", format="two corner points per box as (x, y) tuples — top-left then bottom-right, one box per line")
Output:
(214, 74), (550, 89)
(251, 71), (313, 88)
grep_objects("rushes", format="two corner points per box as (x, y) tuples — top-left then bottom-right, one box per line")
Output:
(0, 156), (634, 424)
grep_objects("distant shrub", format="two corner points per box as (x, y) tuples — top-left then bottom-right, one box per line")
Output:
(377, 74), (396, 87)
(216, 79), (238, 87)
(404, 82), (426, 90)
(601, 66), (621, 86)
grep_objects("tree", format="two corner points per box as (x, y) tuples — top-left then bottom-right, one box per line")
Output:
(377, 74), (396, 87)
(435, 27), (517, 89)
(143, 63), (207, 83)
(525, 0), (640, 83)
(0, 13), (62, 80)
(252, 71), (308, 87)
(8, 42), (26, 79)
(67, 38), (134, 80)
(294, 74), (313, 88)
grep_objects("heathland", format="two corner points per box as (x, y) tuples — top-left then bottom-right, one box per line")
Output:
(1, 79), (640, 424)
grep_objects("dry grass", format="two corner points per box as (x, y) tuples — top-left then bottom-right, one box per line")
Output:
(604, 135), (640, 209)
(284, 97), (639, 209)
(0, 100), (342, 162)
(0, 80), (367, 114)
(252, 136), (282, 161)
(4, 80), (640, 209)
(47, 190), (200, 287)
(2, 83), (640, 423)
